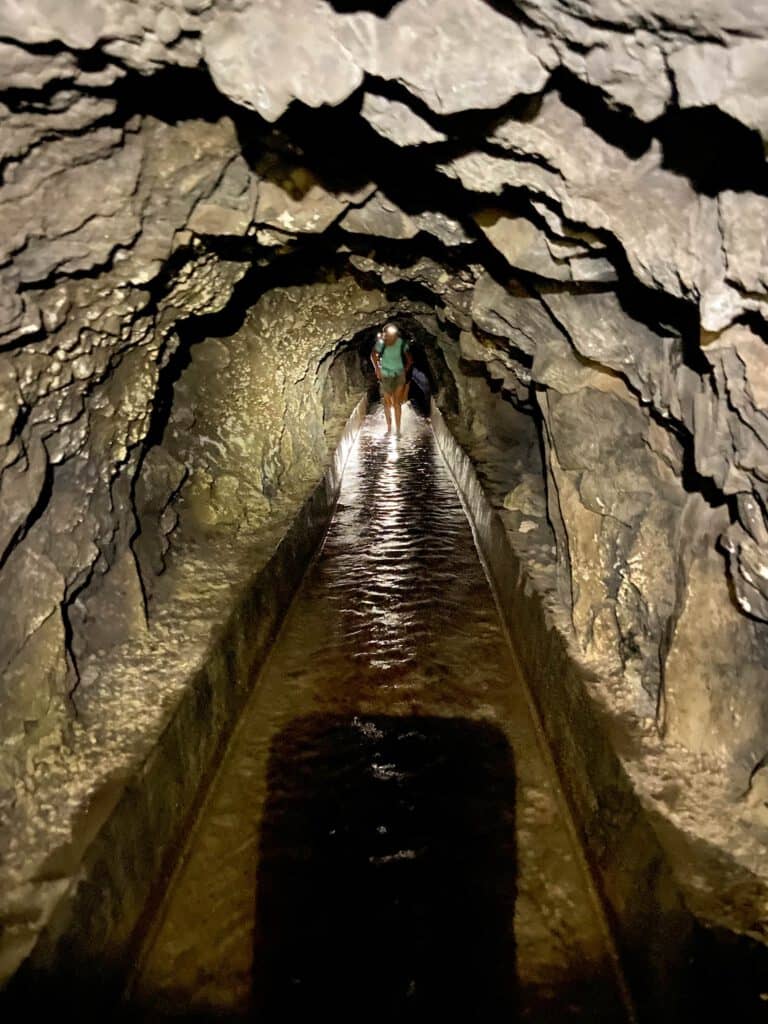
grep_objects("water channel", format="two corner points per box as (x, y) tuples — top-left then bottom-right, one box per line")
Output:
(128, 403), (631, 1022)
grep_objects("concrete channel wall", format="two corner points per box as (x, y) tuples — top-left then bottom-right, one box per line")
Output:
(430, 400), (695, 1024)
(6, 396), (370, 1012)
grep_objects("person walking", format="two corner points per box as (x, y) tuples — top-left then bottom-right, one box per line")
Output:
(371, 323), (413, 435)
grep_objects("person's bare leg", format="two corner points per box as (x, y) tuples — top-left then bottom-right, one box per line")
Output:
(393, 377), (409, 434)
(383, 394), (393, 433)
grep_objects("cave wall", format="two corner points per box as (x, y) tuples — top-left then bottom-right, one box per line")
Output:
(0, 99), (252, 782)
(162, 276), (378, 538)
(1, 0), (768, 999)
(68, 273), (388, 690)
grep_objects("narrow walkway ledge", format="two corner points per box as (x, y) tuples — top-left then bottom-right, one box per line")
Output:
(0, 394), (369, 1009)
(430, 400), (695, 1022)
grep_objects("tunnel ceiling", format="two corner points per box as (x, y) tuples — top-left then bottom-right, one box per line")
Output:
(2, 0), (768, 977)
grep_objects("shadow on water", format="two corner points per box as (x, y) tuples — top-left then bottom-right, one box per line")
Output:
(253, 714), (518, 1023)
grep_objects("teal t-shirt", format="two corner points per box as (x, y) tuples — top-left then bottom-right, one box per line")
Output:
(375, 335), (410, 376)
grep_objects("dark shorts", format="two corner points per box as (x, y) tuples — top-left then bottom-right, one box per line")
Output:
(380, 371), (406, 396)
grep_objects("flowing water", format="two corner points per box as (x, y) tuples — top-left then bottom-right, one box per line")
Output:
(129, 404), (631, 1022)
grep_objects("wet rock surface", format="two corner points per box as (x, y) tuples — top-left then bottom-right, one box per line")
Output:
(0, 0), (767, 1010)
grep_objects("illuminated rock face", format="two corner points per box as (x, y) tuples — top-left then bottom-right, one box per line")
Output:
(0, 0), (767, 1006)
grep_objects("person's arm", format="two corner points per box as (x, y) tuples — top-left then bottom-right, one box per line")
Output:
(371, 334), (383, 379)
(403, 343), (414, 377)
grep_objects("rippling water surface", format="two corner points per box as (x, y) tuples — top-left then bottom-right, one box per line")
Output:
(131, 405), (629, 1022)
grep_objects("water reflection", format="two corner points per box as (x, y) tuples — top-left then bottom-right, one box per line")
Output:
(318, 405), (468, 675)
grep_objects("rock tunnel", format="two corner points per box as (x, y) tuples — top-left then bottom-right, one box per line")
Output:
(1, 0), (768, 1019)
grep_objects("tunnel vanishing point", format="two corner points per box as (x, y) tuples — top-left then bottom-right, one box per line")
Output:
(1, 0), (768, 1019)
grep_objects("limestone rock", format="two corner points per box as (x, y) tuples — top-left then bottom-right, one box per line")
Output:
(474, 210), (571, 281)
(702, 324), (768, 623)
(349, 254), (471, 327)
(531, 331), (603, 396)
(133, 446), (188, 585)
(539, 288), (680, 411)
(476, 206), (618, 283)
(253, 158), (374, 236)
(0, 0), (125, 49)
(0, 546), (66, 742)
(154, 7), (183, 46)
(718, 191), (768, 295)
(442, 91), (753, 331)
(503, 477), (547, 517)
(662, 538), (768, 764)
(459, 329), (532, 398)
(582, 33), (671, 121)
(203, 0), (364, 122)
(471, 274), (560, 356)
(541, 385), (685, 693)
(411, 211), (472, 247)
(188, 156), (258, 237)
(341, 192), (419, 240)
(0, 436), (48, 565)
(345, 0), (548, 115)
(670, 40), (768, 140)
(566, 254), (618, 283)
(204, 0), (547, 123)
(361, 93), (447, 146)
(0, 41), (122, 91)
(516, 0), (768, 40)
(165, 275), (389, 539)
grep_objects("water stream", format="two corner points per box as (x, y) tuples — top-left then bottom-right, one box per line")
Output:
(129, 404), (630, 1022)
